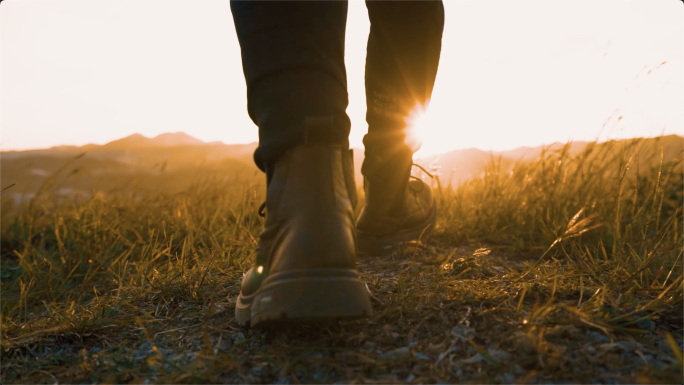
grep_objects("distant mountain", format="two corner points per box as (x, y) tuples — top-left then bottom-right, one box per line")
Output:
(0, 132), (262, 202)
(413, 143), (591, 185)
(415, 135), (683, 186)
(102, 132), (207, 149)
(2, 133), (681, 197)
(1, 133), (258, 162)
(497, 141), (589, 161)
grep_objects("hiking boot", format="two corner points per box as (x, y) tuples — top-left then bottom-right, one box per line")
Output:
(356, 146), (437, 256)
(235, 117), (372, 327)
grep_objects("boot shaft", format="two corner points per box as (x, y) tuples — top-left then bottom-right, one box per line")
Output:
(361, 145), (413, 215)
(266, 144), (357, 222)
(257, 116), (359, 273)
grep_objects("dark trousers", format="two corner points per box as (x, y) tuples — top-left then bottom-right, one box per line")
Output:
(231, 1), (444, 173)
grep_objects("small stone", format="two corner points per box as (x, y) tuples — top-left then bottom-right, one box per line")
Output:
(451, 325), (476, 342)
(586, 330), (609, 344)
(637, 319), (656, 331)
(545, 324), (580, 339)
(252, 363), (269, 377)
(218, 338), (232, 351)
(381, 347), (410, 360)
(311, 365), (326, 380)
(616, 341), (637, 351)
(457, 353), (482, 364)
(657, 339), (674, 354)
(513, 331), (535, 354)
(488, 349), (511, 363)
(406, 374), (416, 382)
(413, 352), (431, 361)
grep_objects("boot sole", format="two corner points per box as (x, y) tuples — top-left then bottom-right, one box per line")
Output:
(357, 203), (437, 257)
(235, 269), (373, 328)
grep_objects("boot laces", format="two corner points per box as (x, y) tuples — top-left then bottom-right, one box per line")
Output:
(409, 163), (434, 192)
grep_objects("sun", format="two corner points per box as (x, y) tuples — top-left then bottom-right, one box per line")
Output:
(403, 102), (429, 153)
(404, 101), (448, 156)
(402, 101), (463, 157)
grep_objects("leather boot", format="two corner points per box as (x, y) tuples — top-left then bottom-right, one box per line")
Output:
(235, 117), (372, 327)
(356, 146), (437, 256)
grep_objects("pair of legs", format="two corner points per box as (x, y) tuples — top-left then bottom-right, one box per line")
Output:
(231, 1), (444, 327)
(231, 0), (444, 174)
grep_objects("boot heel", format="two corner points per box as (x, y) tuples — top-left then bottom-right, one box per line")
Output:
(357, 204), (437, 257)
(249, 270), (372, 327)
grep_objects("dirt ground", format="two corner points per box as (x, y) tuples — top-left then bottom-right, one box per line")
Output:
(3, 242), (681, 384)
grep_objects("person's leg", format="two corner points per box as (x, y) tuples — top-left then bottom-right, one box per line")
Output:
(363, 0), (444, 159)
(357, 1), (444, 256)
(230, 1), (372, 327)
(230, 1), (351, 175)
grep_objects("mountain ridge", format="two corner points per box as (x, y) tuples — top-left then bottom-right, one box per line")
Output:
(5, 132), (679, 159)
(103, 132), (207, 149)
(2, 133), (681, 187)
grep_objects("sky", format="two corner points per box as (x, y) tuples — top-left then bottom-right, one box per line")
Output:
(1, 0), (682, 156)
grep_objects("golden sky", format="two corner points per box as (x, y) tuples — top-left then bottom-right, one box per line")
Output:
(1, 0), (682, 156)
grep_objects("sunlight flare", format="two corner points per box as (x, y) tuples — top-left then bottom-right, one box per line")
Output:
(403, 102), (430, 153)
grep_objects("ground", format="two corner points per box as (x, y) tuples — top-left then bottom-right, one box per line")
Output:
(2, 242), (682, 384)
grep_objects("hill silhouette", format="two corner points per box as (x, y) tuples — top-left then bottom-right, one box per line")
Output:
(414, 135), (683, 186)
(1, 133), (681, 202)
(102, 132), (206, 149)
(1, 133), (261, 204)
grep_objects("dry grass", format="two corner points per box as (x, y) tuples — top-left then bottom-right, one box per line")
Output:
(1, 137), (682, 383)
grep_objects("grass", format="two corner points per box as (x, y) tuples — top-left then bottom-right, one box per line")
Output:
(1, 137), (682, 383)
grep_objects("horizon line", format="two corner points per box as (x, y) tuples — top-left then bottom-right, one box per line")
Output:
(1, 132), (681, 156)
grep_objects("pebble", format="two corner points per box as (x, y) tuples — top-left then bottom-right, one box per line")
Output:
(251, 363), (269, 377)
(218, 338), (232, 351)
(381, 347), (410, 360)
(451, 325), (476, 342)
(615, 341), (637, 351)
(637, 319), (656, 331)
(363, 341), (376, 351)
(586, 330), (610, 344)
